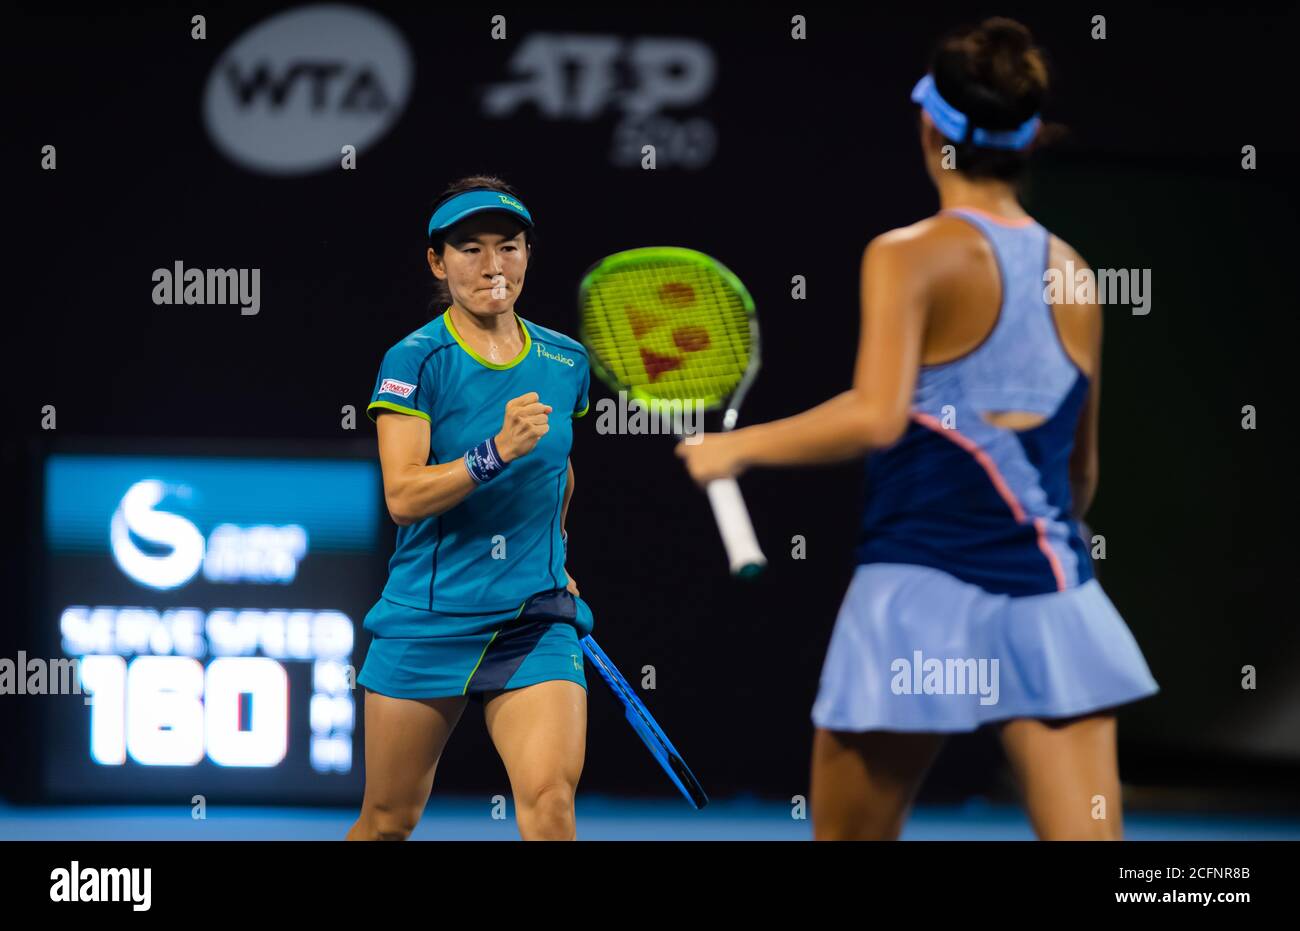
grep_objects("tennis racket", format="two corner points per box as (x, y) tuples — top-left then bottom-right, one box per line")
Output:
(578, 246), (766, 577)
(581, 635), (708, 809)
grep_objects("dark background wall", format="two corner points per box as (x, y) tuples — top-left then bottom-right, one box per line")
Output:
(6, 2), (1298, 802)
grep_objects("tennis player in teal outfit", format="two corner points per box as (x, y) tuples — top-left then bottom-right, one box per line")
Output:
(347, 176), (595, 841)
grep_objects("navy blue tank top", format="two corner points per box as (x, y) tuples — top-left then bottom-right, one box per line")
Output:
(856, 208), (1093, 596)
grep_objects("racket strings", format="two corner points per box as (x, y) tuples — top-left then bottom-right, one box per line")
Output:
(581, 260), (753, 409)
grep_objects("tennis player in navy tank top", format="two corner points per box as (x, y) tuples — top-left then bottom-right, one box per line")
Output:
(677, 18), (1158, 840)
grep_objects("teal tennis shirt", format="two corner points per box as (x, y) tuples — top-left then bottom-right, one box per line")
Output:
(367, 309), (590, 612)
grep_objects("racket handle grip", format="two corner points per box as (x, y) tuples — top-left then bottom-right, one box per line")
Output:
(704, 477), (767, 577)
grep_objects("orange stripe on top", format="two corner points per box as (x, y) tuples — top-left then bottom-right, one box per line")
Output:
(1032, 517), (1069, 591)
(942, 206), (1035, 228)
(911, 411), (1067, 591)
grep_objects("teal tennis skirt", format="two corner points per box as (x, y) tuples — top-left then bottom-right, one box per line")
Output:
(357, 589), (593, 701)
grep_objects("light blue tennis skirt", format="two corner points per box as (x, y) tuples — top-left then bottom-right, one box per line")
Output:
(811, 563), (1159, 732)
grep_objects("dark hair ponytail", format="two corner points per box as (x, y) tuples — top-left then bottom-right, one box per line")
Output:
(929, 17), (1057, 180)
(425, 175), (535, 314)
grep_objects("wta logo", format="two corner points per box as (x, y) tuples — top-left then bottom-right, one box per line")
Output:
(202, 5), (413, 176)
(110, 480), (308, 590)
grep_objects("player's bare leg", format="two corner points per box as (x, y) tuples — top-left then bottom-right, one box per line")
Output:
(346, 691), (468, 840)
(810, 728), (947, 840)
(996, 711), (1123, 840)
(484, 679), (587, 840)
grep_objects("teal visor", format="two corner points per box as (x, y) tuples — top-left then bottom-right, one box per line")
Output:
(427, 189), (534, 239)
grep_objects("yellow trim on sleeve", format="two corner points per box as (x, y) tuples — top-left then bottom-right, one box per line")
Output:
(572, 400), (590, 418)
(367, 400), (431, 423)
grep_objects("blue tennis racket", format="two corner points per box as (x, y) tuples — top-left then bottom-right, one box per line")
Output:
(581, 635), (708, 809)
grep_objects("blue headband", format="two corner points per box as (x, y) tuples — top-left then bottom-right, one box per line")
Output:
(910, 74), (1040, 151)
(427, 189), (534, 239)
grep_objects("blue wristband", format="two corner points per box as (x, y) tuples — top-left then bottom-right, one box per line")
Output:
(464, 436), (508, 485)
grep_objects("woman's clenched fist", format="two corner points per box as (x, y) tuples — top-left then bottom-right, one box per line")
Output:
(495, 392), (552, 462)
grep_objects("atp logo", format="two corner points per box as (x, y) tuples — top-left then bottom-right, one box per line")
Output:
(481, 33), (719, 169)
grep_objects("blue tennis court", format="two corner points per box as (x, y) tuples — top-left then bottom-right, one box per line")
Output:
(3, 797), (1297, 841)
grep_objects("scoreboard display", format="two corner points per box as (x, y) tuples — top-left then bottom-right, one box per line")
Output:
(37, 449), (385, 803)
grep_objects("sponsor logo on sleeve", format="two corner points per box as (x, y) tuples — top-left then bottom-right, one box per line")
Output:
(379, 378), (416, 398)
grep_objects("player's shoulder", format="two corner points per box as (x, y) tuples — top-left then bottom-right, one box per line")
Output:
(1047, 231), (1089, 271)
(521, 317), (589, 363)
(383, 312), (457, 361)
(868, 215), (973, 254)
(861, 214), (1005, 275)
